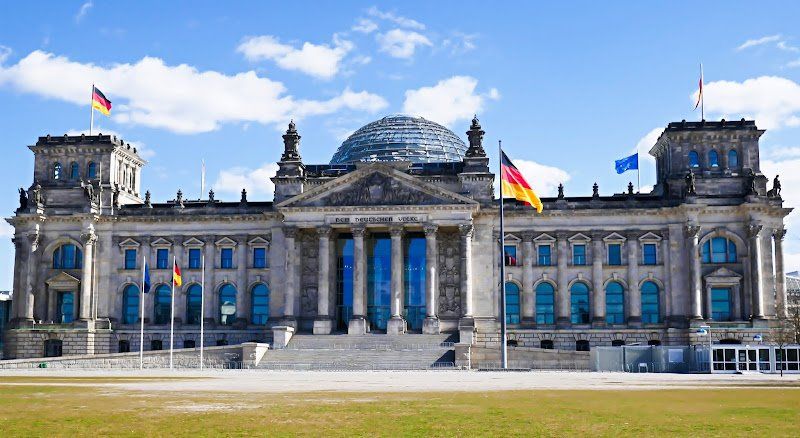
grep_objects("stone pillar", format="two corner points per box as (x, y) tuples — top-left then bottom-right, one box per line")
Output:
(685, 224), (703, 320)
(748, 223), (765, 320)
(348, 226), (367, 335)
(521, 231), (534, 323)
(387, 226), (406, 335)
(627, 232), (641, 327)
(460, 224), (475, 319)
(283, 226), (298, 328)
(79, 226), (97, 322)
(202, 235), (215, 323)
(423, 224), (440, 334)
(774, 228), (788, 318)
(313, 226), (333, 334)
(591, 231), (605, 327)
(236, 235), (248, 325)
(556, 232), (570, 328)
(11, 235), (35, 324)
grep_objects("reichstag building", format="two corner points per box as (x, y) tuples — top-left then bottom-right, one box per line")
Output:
(2, 114), (792, 359)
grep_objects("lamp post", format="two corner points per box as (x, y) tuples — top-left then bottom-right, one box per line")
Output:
(698, 325), (712, 373)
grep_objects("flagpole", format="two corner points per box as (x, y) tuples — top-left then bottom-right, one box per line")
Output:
(201, 159), (206, 199)
(200, 254), (205, 370)
(498, 140), (508, 370)
(170, 256), (175, 370)
(139, 254), (146, 370)
(89, 84), (94, 136)
(700, 63), (704, 121)
(637, 155), (641, 193)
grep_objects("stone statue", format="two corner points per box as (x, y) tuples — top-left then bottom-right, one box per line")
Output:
(685, 171), (696, 195)
(748, 173), (758, 196)
(81, 180), (95, 204)
(144, 190), (152, 208)
(32, 183), (43, 207)
(627, 182), (634, 195)
(208, 189), (215, 203)
(240, 188), (248, 204)
(768, 175), (782, 198)
(175, 189), (184, 208)
(17, 187), (28, 211)
(592, 182), (599, 197)
(112, 188), (120, 208)
(557, 183), (564, 199)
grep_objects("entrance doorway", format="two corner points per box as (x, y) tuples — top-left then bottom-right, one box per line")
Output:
(367, 234), (391, 331)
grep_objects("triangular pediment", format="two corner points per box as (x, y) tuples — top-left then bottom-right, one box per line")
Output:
(182, 237), (205, 247)
(639, 232), (662, 242)
(278, 163), (479, 209)
(503, 234), (521, 243)
(118, 238), (140, 248)
(568, 233), (590, 242)
(248, 236), (270, 246)
(534, 233), (556, 243)
(151, 237), (173, 247)
(603, 232), (627, 242)
(215, 237), (237, 247)
(706, 267), (742, 279)
(46, 271), (81, 288)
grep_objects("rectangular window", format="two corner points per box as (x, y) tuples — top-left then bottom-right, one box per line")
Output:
(253, 247), (267, 268)
(58, 292), (74, 324)
(537, 245), (552, 266)
(504, 245), (518, 266)
(711, 287), (732, 321)
(607, 243), (622, 265)
(156, 248), (169, 269)
(643, 243), (657, 265)
(573, 244), (586, 265)
(221, 248), (234, 269)
(124, 249), (137, 270)
(188, 248), (202, 269)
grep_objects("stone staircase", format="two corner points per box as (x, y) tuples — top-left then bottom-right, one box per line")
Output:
(257, 333), (457, 370)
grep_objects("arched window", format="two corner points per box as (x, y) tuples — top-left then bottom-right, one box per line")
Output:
(186, 284), (202, 325)
(69, 162), (79, 179)
(87, 162), (97, 179)
(605, 282), (625, 324)
(708, 150), (719, 167)
(505, 282), (520, 324)
(219, 284), (237, 326)
(535, 282), (555, 324)
(122, 284), (140, 324)
(641, 281), (660, 324)
(728, 150), (738, 168)
(52, 244), (83, 269)
(251, 284), (270, 325)
(688, 151), (699, 168)
(570, 282), (590, 324)
(153, 285), (172, 325)
(576, 340), (590, 351)
(53, 162), (63, 180)
(540, 340), (554, 349)
(701, 237), (737, 263)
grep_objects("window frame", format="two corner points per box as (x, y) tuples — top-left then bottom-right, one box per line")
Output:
(728, 149), (739, 168)
(572, 244), (587, 266)
(251, 283), (270, 326)
(605, 281), (625, 325)
(708, 150), (719, 168)
(188, 248), (202, 270)
(218, 283), (237, 326)
(607, 243), (622, 266)
(69, 162), (80, 179)
(53, 243), (83, 270)
(688, 151), (700, 168)
(535, 282), (555, 325)
(124, 248), (137, 270)
(570, 282), (590, 324)
(122, 284), (140, 324)
(156, 248), (169, 270)
(252, 247), (267, 269)
(53, 162), (63, 180)
(642, 243), (658, 265)
(641, 280), (661, 324)
(220, 247), (234, 269)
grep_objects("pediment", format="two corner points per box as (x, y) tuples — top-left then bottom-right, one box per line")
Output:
(151, 237), (173, 247)
(248, 236), (270, 246)
(639, 232), (662, 242)
(118, 238), (140, 248)
(568, 233), (590, 242)
(46, 271), (80, 288)
(706, 267), (742, 279)
(182, 237), (205, 247)
(277, 164), (479, 209)
(503, 234), (522, 243)
(603, 232), (627, 242)
(215, 237), (237, 247)
(534, 233), (556, 243)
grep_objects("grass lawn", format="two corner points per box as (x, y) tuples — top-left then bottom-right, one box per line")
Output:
(0, 379), (798, 437)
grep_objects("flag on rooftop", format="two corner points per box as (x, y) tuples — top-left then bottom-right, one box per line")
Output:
(91, 86), (112, 116)
(500, 149), (543, 213)
(615, 153), (639, 174)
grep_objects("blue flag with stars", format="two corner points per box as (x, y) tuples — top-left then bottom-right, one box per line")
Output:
(615, 153), (638, 174)
(142, 257), (151, 293)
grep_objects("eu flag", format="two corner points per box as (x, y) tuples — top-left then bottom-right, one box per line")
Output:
(615, 153), (639, 174)
(142, 259), (151, 293)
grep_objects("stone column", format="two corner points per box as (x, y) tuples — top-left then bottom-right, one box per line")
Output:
(313, 226), (333, 334)
(774, 228), (788, 318)
(748, 223), (765, 320)
(423, 224), (440, 334)
(556, 232), (570, 328)
(685, 224), (703, 320)
(521, 231), (535, 323)
(348, 226), (367, 335)
(460, 224), (475, 319)
(79, 226), (97, 322)
(387, 226), (406, 335)
(283, 226), (298, 328)
(11, 235), (35, 324)
(627, 232), (642, 327)
(236, 235), (248, 325)
(202, 235), (215, 323)
(591, 231), (605, 327)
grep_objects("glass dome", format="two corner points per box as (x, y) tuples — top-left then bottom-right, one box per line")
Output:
(330, 115), (467, 164)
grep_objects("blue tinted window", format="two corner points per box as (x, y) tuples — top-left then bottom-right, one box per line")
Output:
(728, 150), (738, 167)
(122, 285), (139, 324)
(708, 150), (719, 167)
(573, 244), (586, 265)
(219, 284), (237, 325)
(53, 244), (83, 269)
(336, 238), (354, 331)
(156, 248), (169, 269)
(367, 235), (391, 331)
(253, 247), (267, 268)
(535, 282), (555, 324)
(53, 162), (62, 179)
(689, 151), (699, 167)
(504, 245), (518, 266)
(251, 284), (270, 325)
(538, 245), (551, 266)
(607, 244), (622, 265)
(605, 282), (625, 324)
(188, 248), (202, 269)
(505, 282), (520, 324)
(404, 236), (426, 331)
(711, 288), (731, 321)
(641, 281), (660, 323)
(124, 249), (137, 270)
(570, 282), (590, 324)
(58, 292), (74, 323)
(87, 162), (97, 179)
(154, 285), (171, 324)
(70, 162), (79, 179)
(186, 284), (202, 325)
(702, 237), (737, 264)
(643, 243), (657, 265)
(221, 248), (233, 269)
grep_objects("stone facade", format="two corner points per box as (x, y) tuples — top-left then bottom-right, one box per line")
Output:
(3, 118), (792, 359)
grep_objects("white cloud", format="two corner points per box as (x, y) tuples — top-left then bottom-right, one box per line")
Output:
(777, 41), (800, 53)
(441, 32), (478, 54)
(75, 2), (93, 23)
(631, 127), (663, 163)
(492, 159), (570, 198)
(0, 45), (10, 64)
(65, 128), (155, 159)
(376, 29), (432, 59)
(762, 150), (800, 271)
(367, 7), (425, 30)
(691, 76), (800, 130)
(213, 162), (279, 200)
(736, 34), (781, 51)
(0, 50), (387, 134)
(402, 76), (498, 127)
(352, 18), (378, 34)
(236, 35), (354, 79)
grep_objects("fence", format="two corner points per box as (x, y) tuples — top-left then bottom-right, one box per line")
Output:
(591, 345), (710, 373)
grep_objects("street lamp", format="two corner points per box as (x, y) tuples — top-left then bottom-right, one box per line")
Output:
(698, 325), (712, 373)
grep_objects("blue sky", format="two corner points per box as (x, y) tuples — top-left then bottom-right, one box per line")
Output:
(2, 1), (800, 289)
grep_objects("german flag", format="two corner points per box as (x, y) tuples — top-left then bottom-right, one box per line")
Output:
(91, 86), (112, 116)
(172, 260), (182, 287)
(501, 150), (543, 213)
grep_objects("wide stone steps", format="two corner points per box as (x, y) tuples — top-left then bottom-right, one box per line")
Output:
(285, 333), (456, 350)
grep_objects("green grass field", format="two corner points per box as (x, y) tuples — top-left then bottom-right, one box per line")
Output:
(0, 378), (798, 437)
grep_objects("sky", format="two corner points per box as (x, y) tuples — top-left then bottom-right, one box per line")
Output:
(1, 1), (800, 290)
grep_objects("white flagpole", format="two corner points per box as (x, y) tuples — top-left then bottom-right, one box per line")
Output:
(140, 254), (146, 370)
(637, 155), (641, 193)
(89, 84), (95, 136)
(700, 63), (705, 121)
(200, 254), (205, 369)
(170, 256), (175, 370)
(201, 160), (206, 199)
(498, 140), (508, 370)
